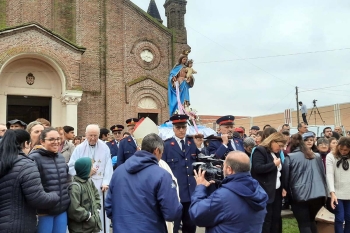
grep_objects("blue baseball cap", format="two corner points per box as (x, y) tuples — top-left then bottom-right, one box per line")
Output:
(302, 132), (314, 140)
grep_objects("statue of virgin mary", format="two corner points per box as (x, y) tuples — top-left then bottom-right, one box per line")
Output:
(168, 53), (192, 116)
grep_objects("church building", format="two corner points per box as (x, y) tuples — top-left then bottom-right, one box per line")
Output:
(0, 0), (190, 133)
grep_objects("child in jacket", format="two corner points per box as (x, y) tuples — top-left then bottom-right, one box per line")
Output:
(68, 157), (102, 233)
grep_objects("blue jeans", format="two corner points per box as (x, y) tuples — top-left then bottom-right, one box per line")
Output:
(37, 211), (67, 233)
(334, 199), (350, 233)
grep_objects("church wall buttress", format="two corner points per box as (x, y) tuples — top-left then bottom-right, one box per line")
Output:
(104, 0), (125, 127)
(76, 0), (105, 133)
(53, 0), (76, 42)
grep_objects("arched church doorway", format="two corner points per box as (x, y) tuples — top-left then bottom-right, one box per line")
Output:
(137, 97), (160, 125)
(0, 55), (63, 126)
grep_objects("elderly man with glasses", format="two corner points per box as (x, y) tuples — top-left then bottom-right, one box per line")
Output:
(162, 114), (202, 233)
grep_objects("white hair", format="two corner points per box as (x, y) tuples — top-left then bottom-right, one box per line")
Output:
(85, 124), (100, 133)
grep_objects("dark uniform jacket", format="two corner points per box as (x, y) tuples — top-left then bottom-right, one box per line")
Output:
(106, 140), (119, 159)
(29, 148), (70, 215)
(116, 136), (137, 167)
(162, 136), (200, 203)
(208, 135), (244, 159)
(0, 154), (59, 233)
(105, 150), (182, 233)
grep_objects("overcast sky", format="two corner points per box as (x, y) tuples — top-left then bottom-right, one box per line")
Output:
(131, 0), (350, 117)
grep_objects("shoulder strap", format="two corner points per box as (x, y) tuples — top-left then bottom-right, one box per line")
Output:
(68, 181), (83, 201)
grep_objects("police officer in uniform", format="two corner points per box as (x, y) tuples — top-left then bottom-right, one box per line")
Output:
(106, 124), (124, 158)
(116, 118), (139, 167)
(162, 114), (202, 233)
(208, 115), (244, 159)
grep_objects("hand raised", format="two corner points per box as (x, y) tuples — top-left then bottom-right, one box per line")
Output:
(274, 158), (281, 167)
(221, 134), (229, 145)
(193, 168), (215, 187)
(91, 168), (98, 175)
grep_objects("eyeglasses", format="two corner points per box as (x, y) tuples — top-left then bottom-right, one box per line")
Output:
(87, 135), (98, 138)
(113, 132), (122, 135)
(175, 126), (187, 130)
(274, 141), (285, 148)
(44, 138), (61, 142)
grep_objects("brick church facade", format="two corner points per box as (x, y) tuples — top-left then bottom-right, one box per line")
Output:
(0, 0), (189, 133)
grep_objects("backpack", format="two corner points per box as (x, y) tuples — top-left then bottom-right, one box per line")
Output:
(68, 182), (83, 201)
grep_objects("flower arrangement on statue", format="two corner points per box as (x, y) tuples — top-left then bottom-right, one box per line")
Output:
(186, 107), (199, 120)
(174, 107), (200, 126)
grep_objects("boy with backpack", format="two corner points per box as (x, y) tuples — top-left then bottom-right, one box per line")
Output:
(67, 157), (102, 233)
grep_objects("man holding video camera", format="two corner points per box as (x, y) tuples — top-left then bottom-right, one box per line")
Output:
(189, 151), (268, 233)
(162, 114), (202, 233)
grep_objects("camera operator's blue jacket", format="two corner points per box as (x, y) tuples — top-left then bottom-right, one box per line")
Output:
(105, 150), (182, 233)
(208, 135), (244, 159)
(189, 172), (268, 233)
(162, 136), (200, 203)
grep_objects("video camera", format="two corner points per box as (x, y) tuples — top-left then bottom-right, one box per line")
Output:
(313, 99), (317, 104)
(192, 154), (224, 182)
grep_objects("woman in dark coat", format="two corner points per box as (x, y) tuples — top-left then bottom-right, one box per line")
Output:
(29, 127), (70, 233)
(282, 133), (327, 233)
(0, 130), (59, 233)
(251, 132), (287, 233)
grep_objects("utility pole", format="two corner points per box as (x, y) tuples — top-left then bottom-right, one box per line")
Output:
(296, 86), (300, 125)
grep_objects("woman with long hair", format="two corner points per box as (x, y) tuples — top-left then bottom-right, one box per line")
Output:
(0, 130), (59, 233)
(283, 134), (327, 233)
(328, 137), (338, 153)
(29, 128), (70, 233)
(251, 132), (287, 233)
(303, 132), (318, 152)
(326, 137), (350, 233)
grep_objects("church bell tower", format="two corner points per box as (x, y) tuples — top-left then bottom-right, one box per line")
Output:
(164, 0), (187, 44)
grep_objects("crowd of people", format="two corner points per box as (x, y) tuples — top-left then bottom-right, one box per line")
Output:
(0, 116), (349, 233)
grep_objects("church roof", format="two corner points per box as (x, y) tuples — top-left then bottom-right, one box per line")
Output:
(147, 0), (163, 23)
(0, 23), (86, 53)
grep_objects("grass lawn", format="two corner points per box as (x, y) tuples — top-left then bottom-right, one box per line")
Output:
(282, 217), (299, 233)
